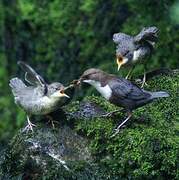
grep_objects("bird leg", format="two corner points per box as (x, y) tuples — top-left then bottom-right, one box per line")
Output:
(46, 115), (60, 129)
(141, 67), (148, 88)
(100, 110), (121, 118)
(110, 112), (132, 137)
(125, 66), (135, 79)
(23, 115), (36, 132)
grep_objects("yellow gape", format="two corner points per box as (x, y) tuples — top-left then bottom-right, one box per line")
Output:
(116, 55), (124, 71)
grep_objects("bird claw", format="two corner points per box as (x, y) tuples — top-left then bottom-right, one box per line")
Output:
(110, 128), (120, 138)
(125, 75), (129, 80)
(110, 125), (125, 137)
(46, 115), (60, 129)
(22, 122), (36, 133)
(100, 110), (120, 118)
(100, 112), (113, 118)
(110, 114), (132, 137)
(141, 81), (148, 88)
(134, 79), (148, 88)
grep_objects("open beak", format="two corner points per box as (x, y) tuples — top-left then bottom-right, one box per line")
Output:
(59, 90), (70, 98)
(116, 55), (124, 71)
(117, 62), (122, 71)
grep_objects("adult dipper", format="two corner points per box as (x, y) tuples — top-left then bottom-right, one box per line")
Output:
(113, 26), (159, 87)
(78, 68), (169, 136)
(9, 61), (70, 131)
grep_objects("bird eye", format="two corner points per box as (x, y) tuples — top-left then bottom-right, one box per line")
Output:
(123, 50), (129, 56)
(83, 75), (88, 79)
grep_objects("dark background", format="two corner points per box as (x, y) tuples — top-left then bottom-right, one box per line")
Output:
(0, 0), (178, 146)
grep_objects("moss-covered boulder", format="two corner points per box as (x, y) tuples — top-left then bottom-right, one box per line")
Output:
(0, 70), (178, 179)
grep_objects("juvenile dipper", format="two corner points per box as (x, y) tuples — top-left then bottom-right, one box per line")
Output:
(79, 68), (169, 136)
(113, 26), (159, 87)
(9, 61), (70, 131)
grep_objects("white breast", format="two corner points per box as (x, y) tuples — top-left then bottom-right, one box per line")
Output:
(133, 49), (141, 62)
(83, 80), (112, 100)
(23, 96), (59, 115)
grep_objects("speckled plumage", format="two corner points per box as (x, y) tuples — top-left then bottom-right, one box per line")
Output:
(113, 26), (159, 66)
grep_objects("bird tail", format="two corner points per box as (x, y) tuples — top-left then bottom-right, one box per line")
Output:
(134, 26), (159, 44)
(150, 91), (170, 99)
(9, 78), (26, 96)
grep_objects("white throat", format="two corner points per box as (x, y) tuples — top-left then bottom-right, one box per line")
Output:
(83, 80), (112, 100)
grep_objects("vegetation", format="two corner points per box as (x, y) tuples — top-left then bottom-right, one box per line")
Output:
(0, 0), (178, 178)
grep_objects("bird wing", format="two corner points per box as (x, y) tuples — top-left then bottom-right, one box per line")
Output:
(113, 33), (132, 44)
(18, 61), (48, 95)
(9, 77), (44, 104)
(18, 86), (45, 102)
(134, 26), (159, 43)
(108, 78), (150, 100)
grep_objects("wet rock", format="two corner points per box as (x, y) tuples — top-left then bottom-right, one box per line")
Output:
(69, 101), (106, 119)
(0, 123), (103, 179)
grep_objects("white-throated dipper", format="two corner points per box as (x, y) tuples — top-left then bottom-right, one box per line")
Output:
(9, 61), (70, 132)
(113, 26), (159, 87)
(79, 68), (169, 136)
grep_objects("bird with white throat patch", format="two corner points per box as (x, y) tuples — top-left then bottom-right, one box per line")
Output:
(78, 68), (169, 137)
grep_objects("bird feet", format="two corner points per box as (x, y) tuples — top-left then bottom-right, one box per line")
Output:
(141, 71), (148, 88)
(22, 120), (36, 132)
(125, 74), (132, 80)
(100, 110), (120, 118)
(110, 113), (132, 137)
(135, 78), (148, 88)
(125, 75), (130, 80)
(110, 128), (120, 138)
(46, 115), (60, 129)
(141, 81), (148, 88)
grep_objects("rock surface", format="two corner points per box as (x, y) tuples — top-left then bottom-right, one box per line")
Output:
(0, 103), (107, 179)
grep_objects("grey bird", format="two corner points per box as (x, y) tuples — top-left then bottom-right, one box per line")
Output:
(9, 61), (70, 131)
(113, 26), (159, 87)
(78, 68), (169, 136)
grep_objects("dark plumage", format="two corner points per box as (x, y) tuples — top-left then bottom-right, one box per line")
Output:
(113, 26), (159, 87)
(9, 61), (70, 131)
(79, 68), (169, 136)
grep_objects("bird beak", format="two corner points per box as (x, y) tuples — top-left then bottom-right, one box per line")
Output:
(116, 57), (123, 71)
(59, 90), (70, 98)
(76, 79), (81, 85)
(76, 78), (82, 85)
(117, 63), (122, 71)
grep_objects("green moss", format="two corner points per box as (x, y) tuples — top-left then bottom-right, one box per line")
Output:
(68, 72), (179, 179)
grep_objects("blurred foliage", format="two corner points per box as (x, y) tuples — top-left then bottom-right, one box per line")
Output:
(0, 0), (178, 147)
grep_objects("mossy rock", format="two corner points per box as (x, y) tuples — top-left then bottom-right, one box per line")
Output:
(0, 70), (178, 179)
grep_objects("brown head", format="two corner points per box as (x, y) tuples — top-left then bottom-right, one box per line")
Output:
(79, 68), (110, 85)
